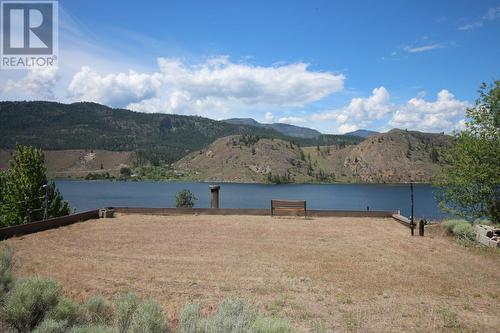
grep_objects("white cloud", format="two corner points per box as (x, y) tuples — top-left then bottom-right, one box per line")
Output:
(390, 90), (470, 132)
(68, 66), (163, 106)
(3, 67), (58, 99)
(67, 57), (345, 115)
(459, 5), (500, 31)
(403, 43), (445, 53)
(264, 112), (274, 123)
(278, 116), (306, 125)
(309, 86), (392, 133)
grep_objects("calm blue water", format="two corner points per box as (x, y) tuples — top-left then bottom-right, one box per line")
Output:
(55, 180), (449, 219)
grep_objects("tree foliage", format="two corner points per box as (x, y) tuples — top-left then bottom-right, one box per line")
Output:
(0, 145), (70, 227)
(437, 81), (500, 223)
(175, 190), (197, 208)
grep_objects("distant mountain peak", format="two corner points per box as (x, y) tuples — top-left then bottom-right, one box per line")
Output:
(223, 118), (321, 139)
(344, 129), (379, 138)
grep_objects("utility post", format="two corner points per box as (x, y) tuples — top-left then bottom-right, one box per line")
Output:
(410, 182), (415, 236)
(42, 184), (49, 220)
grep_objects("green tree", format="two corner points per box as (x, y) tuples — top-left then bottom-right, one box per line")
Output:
(120, 166), (132, 177)
(437, 81), (500, 223)
(176, 189), (197, 208)
(0, 145), (69, 227)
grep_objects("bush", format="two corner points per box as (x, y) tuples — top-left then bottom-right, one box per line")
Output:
(442, 220), (462, 235)
(32, 319), (68, 333)
(442, 220), (477, 245)
(48, 296), (82, 326)
(83, 295), (113, 325)
(176, 189), (197, 208)
(180, 298), (292, 333)
(0, 245), (14, 302)
(179, 304), (203, 333)
(204, 298), (256, 333)
(452, 222), (476, 243)
(120, 167), (132, 178)
(2, 277), (61, 332)
(114, 292), (140, 333)
(251, 316), (293, 333)
(129, 299), (169, 333)
(69, 324), (115, 333)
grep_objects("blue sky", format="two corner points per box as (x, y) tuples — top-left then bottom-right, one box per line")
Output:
(1, 0), (499, 133)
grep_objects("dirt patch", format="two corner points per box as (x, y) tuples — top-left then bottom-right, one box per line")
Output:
(4, 215), (500, 332)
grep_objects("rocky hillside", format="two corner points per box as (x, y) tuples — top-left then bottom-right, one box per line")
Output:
(176, 130), (452, 183)
(307, 129), (452, 183)
(174, 135), (333, 183)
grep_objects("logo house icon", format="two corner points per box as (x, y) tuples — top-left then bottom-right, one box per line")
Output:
(1, 0), (58, 69)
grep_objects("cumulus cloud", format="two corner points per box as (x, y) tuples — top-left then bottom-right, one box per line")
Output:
(3, 67), (58, 99)
(390, 90), (470, 132)
(309, 86), (393, 133)
(67, 57), (345, 114)
(264, 111), (274, 123)
(68, 66), (163, 106)
(278, 116), (306, 125)
(459, 5), (500, 31)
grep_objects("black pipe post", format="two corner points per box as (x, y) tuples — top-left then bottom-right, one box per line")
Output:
(410, 182), (415, 236)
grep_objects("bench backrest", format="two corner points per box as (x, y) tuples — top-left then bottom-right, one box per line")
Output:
(271, 199), (307, 217)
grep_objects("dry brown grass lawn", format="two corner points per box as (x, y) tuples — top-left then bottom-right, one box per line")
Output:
(3, 214), (500, 332)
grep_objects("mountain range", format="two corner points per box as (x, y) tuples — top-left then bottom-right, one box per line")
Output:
(0, 101), (362, 164)
(0, 101), (452, 183)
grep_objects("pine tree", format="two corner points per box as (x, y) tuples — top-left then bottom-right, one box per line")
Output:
(0, 145), (70, 227)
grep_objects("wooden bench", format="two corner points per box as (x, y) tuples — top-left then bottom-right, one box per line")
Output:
(271, 199), (307, 218)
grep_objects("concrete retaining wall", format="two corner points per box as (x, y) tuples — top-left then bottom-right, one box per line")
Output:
(114, 207), (399, 218)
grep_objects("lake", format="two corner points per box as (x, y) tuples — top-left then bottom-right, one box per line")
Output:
(55, 180), (449, 219)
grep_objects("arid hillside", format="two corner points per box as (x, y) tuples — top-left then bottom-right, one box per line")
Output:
(176, 130), (452, 183)
(0, 149), (133, 178)
(174, 135), (326, 183)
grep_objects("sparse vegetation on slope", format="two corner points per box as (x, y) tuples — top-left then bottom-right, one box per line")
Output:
(0, 101), (362, 166)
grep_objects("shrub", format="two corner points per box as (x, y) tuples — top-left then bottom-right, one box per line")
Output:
(204, 298), (256, 333)
(442, 220), (462, 235)
(452, 222), (476, 243)
(83, 295), (113, 325)
(251, 316), (293, 333)
(179, 304), (203, 333)
(48, 296), (82, 326)
(129, 299), (169, 333)
(32, 319), (68, 333)
(442, 220), (477, 245)
(69, 324), (115, 333)
(120, 167), (132, 178)
(176, 189), (197, 208)
(114, 292), (140, 333)
(0, 245), (15, 302)
(180, 298), (293, 333)
(2, 277), (61, 332)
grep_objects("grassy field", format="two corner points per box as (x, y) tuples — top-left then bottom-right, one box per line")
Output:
(3, 214), (500, 332)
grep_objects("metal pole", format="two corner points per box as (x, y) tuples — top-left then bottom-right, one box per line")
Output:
(43, 184), (49, 220)
(410, 182), (415, 236)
